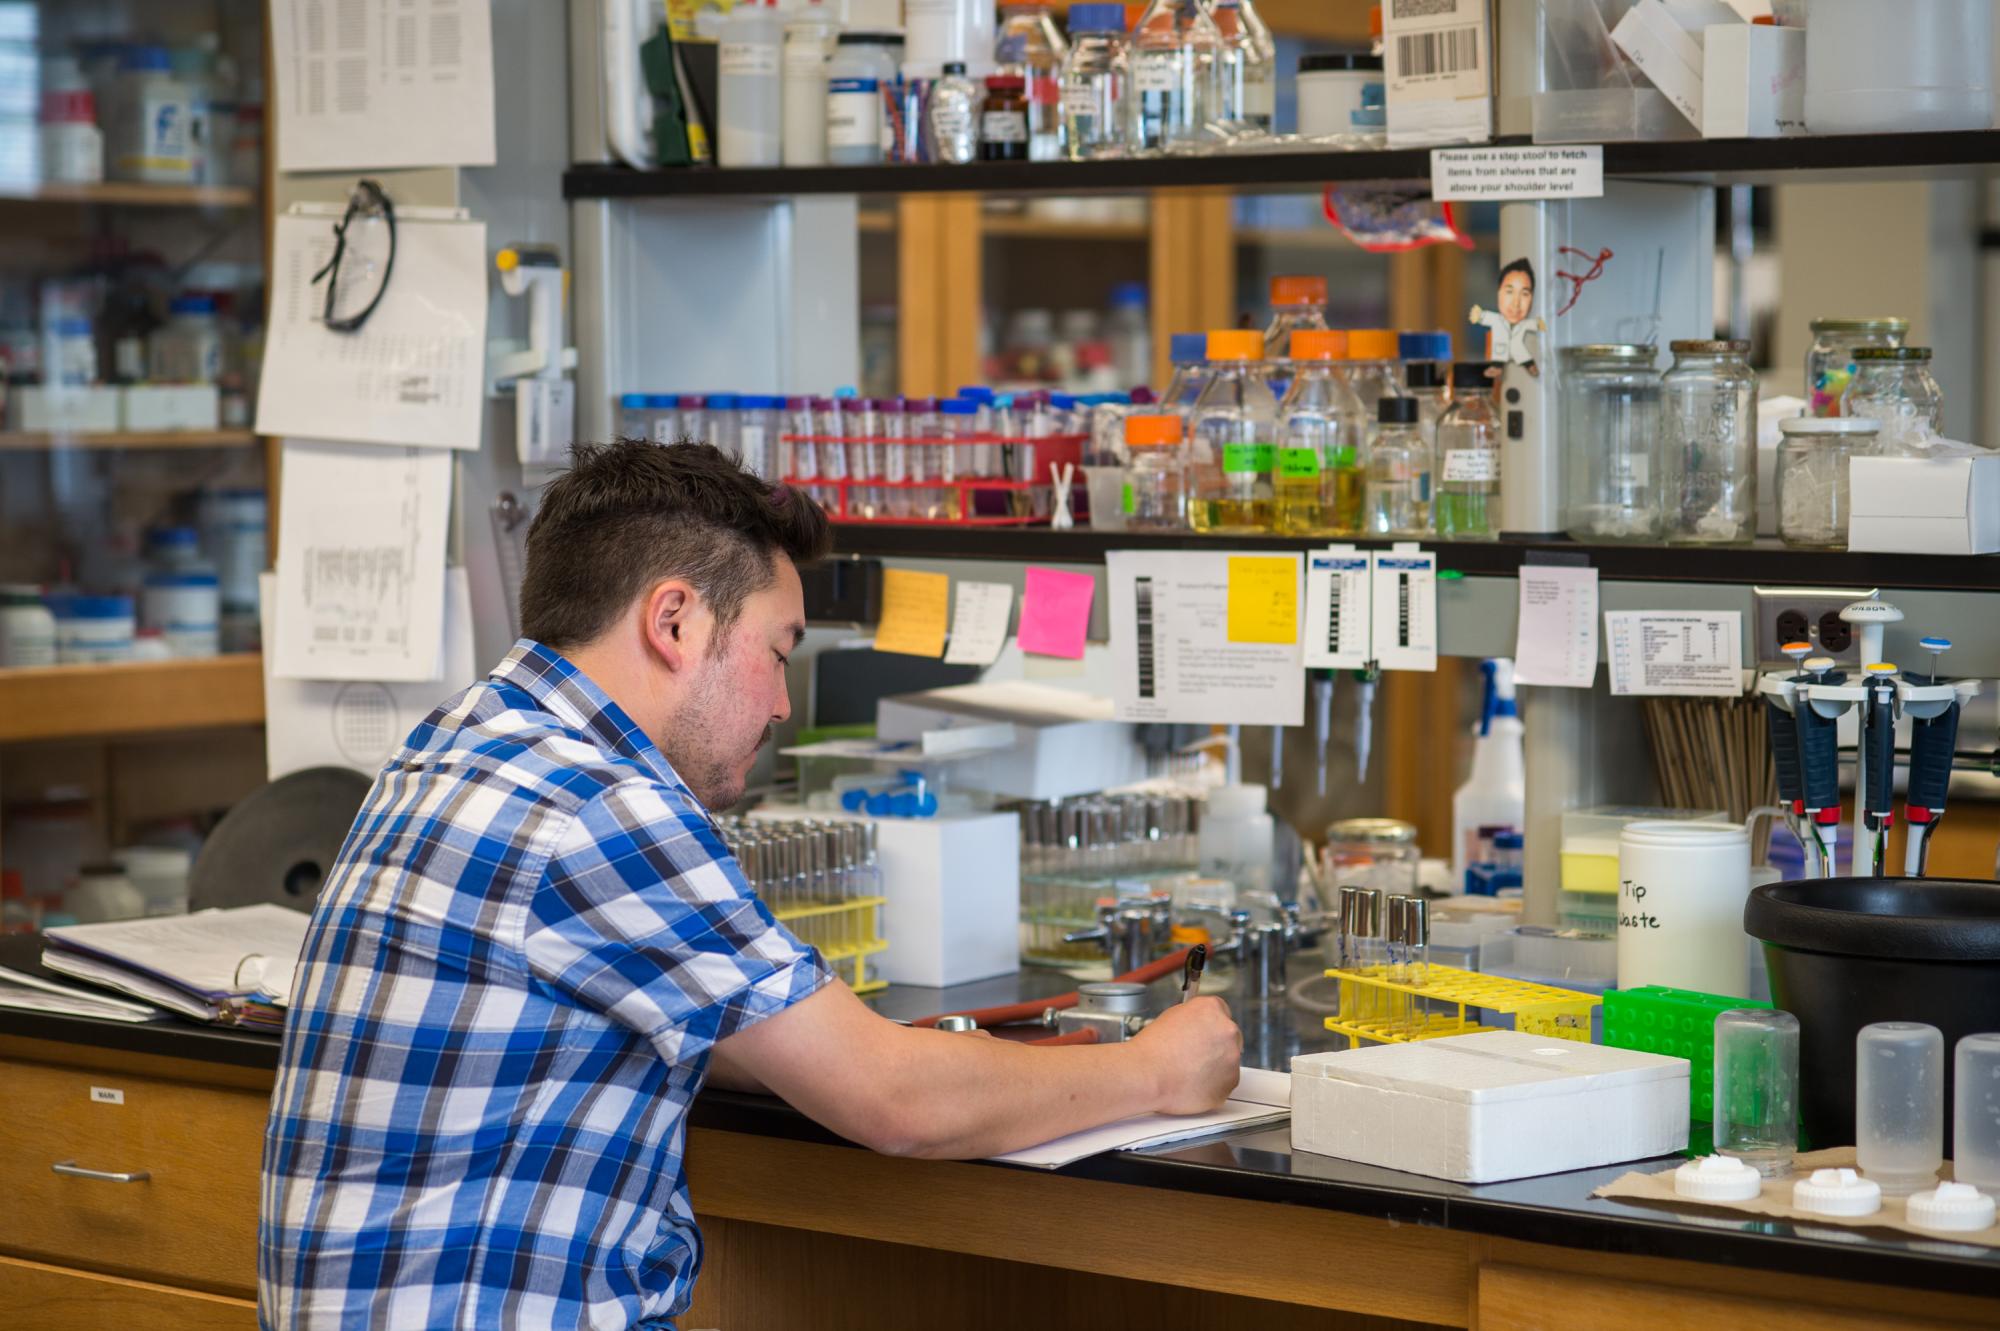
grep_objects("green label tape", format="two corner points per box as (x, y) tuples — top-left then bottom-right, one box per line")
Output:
(1221, 442), (1275, 473)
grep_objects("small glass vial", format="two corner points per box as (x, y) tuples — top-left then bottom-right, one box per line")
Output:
(1714, 1008), (1800, 1178)
(1273, 328), (1362, 537)
(1807, 316), (1907, 417)
(1060, 4), (1128, 160)
(1123, 411), (1187, 530)
(1561, 344), (1661, 543)
(1364, 396), (1426, 536)
(1433, 361), (1502, 540)
(1954, 1033), (2000, 1193)
(1126, 0), (1221, 154)
(980, 75), (1030, 160)
(1842, 345), (1944, 446)
(1661, 338), (1757, 546)
(1188, 328), (1276, 533)
(1856, 1021), (1944, 1197)
(925, 62), (981, 165)
(1775, 416), (1878, 550)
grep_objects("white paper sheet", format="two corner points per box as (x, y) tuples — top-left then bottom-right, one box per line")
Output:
(1303, 547), (1372, 670)
(1512, 565), (1599, 688)
(263, 567), (477, 778)
(1370, 546), (1438, 673)
(256, 213), (488, 451)
(943, 581), (1014, 667)
(1605, 610), (1746, 697)
(0, 965), (162, 1023)
(989, 1067), (1292, 1170)
(1106, 550), (1305, 728)
(272, 440), (453, 682)
(271, 0), (496, 171)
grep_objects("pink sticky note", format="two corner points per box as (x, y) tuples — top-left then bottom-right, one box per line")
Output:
(1016, 566), (1095, 660)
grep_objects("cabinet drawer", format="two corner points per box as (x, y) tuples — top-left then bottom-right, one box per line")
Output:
(0, 1058), (267, 1295)
(0, 1253), (259, 1331)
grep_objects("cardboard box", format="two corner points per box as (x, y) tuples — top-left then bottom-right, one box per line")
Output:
(1291, 1031), (1689, 1183)
(122, 383), (221, 432)
(875, 681), (1146, 801)
(1847, 453), (2000, 556)
(1702, 23), (1806, 138)
(9, 385), (121, 433)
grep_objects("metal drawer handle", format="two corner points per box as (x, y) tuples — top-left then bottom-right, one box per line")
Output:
(52, 1160), (151, 1184)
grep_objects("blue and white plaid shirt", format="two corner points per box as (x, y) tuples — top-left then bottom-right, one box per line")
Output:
(261, 640), (832, 1330)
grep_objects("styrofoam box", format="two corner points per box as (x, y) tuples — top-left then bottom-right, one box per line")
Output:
(875, 681), (1146, 801)
(1848, 454), (2000, 555)
(123, 383), (220, 432)
(10, 385), (120, 433)
(1291, 1031), (1689, 1183)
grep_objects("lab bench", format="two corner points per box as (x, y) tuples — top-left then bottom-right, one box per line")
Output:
(3, 937), (1998, 1330)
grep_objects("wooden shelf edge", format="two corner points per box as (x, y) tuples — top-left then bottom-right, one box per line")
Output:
(0, 429), (258, 452)
(0, 654), (265, 744)
(0, 182), (257, 209)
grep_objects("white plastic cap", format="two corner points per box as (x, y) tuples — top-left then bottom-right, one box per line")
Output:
(1207, 784), (1267, 819)
(1674, 1155), (1765, 1202)
(1793, 1167), (1882, 1217)
(1907, 1182), (1997, 1232)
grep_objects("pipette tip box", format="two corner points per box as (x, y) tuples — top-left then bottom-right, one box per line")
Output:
(1290, 1030), (1690, 1183)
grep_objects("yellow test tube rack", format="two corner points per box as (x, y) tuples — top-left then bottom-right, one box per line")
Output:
(1323, 963), (1600, 1049)
(775, 894), (890, 995)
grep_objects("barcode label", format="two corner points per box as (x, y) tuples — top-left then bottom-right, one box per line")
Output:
(1135, 576), (1157, 700)
(1327, 575), (1342, 655)
(1396, 25), (1480, 79)
(1398, 574), (1412, 649)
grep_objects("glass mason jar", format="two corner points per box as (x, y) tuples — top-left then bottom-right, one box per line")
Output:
(1322, 817), (1420, 896)
(1188, 328), (1276, 532)
(1561, 344), (1661, 543)
(1842, 345), (1943, 447)
(1776, 417), (1879, 550)
(1661, 339), (1758, 545)
(1806, 317), (1907, 417)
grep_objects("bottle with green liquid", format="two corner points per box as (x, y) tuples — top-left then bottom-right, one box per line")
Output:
(1434, 361), (1503, 539)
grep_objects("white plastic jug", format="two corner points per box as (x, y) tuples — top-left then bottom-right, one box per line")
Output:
(1804, 0), (1994, 135)
(1617, 818), (1753, 998)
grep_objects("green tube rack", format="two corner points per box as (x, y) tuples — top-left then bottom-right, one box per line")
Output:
(1601, 985), (1773, 1124)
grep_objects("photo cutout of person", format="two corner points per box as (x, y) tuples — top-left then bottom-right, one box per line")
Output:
(1470, 259), (1546, 377)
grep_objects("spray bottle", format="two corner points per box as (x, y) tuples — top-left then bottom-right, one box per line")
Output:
(1182, 726), (1276, 898)
(1451, 658), (1525, 890)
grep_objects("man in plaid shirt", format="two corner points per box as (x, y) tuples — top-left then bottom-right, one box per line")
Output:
(260, 441), (1241, 1329)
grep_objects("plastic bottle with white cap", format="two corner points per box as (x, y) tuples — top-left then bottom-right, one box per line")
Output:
(718, 0), (784, 167)
(1196, 727), (1273, 898)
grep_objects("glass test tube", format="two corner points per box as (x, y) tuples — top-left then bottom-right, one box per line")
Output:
(1714, 1008), (1800, 1177)
(1857, 1021), (1944, 1196)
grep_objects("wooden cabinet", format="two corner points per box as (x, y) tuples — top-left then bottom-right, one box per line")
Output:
(0, 1255), (258, 1331)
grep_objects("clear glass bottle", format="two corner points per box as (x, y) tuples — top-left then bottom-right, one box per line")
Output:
(1060, 4), (1129, 160)
(1262, 274), (1328, 399)
(1162, 331), (1210, 410)
(1775, 416), (1878, 550)
(1561, 344), (1661, 543)
(1209, 0), (1276, 131)
(1842, 345), (1944, 447)
(1404, 360), (1449, 470)
(1714, 1008), (1800, 1178)
(1343, 328), (1403, 420)
(1807, 317), (1907, 417)
(1124, 411), (1188, 529)
(996, 3), (1069, 161)
(1364, 396), (1426, 536)
(1274, 329), (1362, 536)
(1661, 338), (1758, 545)
(925, 62), (982, 165)
(1188, 328), (1276, 533)
(1434, 361), (1502, 540)
(1127, 0), (1222, 154)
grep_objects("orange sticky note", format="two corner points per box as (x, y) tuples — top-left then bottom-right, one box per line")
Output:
(1017, 566), (1095, 659)
(1227, 556), (1299, 645)
(874, 569), (950, 657)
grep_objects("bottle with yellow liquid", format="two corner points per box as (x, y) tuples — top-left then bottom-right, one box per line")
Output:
(1274, 328), (1366, 535)
(1189, 328), (1277, 533)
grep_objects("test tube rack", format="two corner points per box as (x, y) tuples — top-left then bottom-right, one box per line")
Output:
(783, 430), (1086, 526)
(772, 894), (890, 995)
(1323, 963), (1600, 1049)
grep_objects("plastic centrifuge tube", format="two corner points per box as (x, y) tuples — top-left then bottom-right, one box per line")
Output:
(1857, 1021), (1945, 1196)
(1955, 1033), (2000, 1192)
(1714, 1008), (1801, 1177)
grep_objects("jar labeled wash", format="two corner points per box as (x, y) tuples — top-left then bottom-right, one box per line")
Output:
(1807, 317), (1906, 418)
(1561, 344), (1660, 542)
(1660, 339), (1757, 546)
(1776, 416), (1877, 550)
(1842, 346), (1943, 446)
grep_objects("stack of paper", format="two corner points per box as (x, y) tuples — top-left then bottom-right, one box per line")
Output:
(989, 1067), (1292, 1170)
(42, 904), (311, 1032)
(0, 965), (161, 1024)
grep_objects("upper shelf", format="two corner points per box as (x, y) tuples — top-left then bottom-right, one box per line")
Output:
(0, 654), (265, 744)
(565, 129), (2000, 199)
(0, 182), (258, 209)
(825, 526), (2000, 593)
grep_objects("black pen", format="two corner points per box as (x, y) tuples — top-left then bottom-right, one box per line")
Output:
(1179, 943), (1207, 1005)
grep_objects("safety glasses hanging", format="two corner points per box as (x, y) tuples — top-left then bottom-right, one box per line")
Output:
(310, 178), (397, 333)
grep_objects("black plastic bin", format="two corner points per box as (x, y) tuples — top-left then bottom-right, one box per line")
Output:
(1744, 877), (2000, 1148)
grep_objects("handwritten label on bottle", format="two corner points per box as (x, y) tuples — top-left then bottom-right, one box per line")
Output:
(1221, 442), (1274, 473)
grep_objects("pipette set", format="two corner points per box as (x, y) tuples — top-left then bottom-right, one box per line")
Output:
(1755, 599), (1978, 878)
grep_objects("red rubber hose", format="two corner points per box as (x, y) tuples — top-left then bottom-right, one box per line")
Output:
(911, 945), (1194, 1030)
(1025, 1029), (1101, 1047)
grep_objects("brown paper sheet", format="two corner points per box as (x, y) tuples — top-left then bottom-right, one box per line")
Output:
(1593, 1146), (2000, 1248)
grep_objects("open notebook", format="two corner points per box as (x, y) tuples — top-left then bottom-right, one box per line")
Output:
(989, 1067), (1291, 1170)
(42, 904), (309, 1030)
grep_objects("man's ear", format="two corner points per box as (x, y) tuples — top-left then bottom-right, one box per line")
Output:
(640, 579), (699, 673)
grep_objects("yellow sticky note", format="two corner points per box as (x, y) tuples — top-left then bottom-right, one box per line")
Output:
(1227, 556), (1299, 645)
(874, 569), (950, 657)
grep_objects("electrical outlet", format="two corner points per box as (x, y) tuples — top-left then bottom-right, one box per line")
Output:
(1752, 587), (1878, 667)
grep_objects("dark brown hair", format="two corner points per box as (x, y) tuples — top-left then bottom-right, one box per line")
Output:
(520, 440), (831, 649)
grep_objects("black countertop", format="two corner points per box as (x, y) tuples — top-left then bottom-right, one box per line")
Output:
(6, 934), (1999, 1300)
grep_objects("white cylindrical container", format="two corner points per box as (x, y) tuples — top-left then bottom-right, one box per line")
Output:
(905, 0), (998, 75)
(1616, 820), (1752, 997)
(1198, 784), (1274, 897)
(55, 595), (136, 665)
(39, 56), (104, 185)
(149, 294), (223, 384)
(1804, 0), (1993, 134)
(204, 487), (266, 652)
(1295, 50), (1382, 137)
(827, 34), (900, 165)
(105, 46), (196, 184)
(781, 0), (837, 166)
(718, 0), (784, 167)
(119, 846), (192, 916)
(141, 570), (221, 658)
(0, 585), (57, 668)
